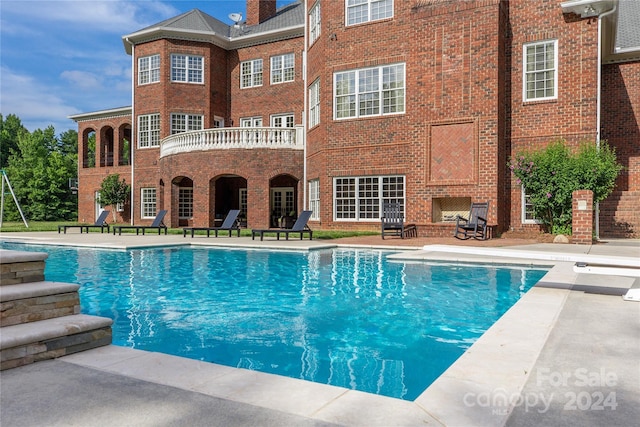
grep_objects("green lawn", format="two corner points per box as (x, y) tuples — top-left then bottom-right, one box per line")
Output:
(0, 221), (378, 239)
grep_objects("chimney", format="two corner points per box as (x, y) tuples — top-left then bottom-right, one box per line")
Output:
(246, 0), (277, 26)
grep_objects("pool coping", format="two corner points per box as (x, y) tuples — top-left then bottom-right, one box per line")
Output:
(2, 233), (639, 426)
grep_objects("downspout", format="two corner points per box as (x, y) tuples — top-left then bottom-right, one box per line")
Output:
(594, 4), (617, 238)
(126, 37), (135, 225)
(302, 0), (308, 210)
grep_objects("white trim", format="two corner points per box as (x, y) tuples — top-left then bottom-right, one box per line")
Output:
(333, 63), (405, 120)
(138, 54), (160, 85)
(240, 58), (263, 88)
(345, 0), (394, 26)
(309, 179), (320, 220)
(170, 54), (204, 84)
(270, 53), (295, 84)
(309, 1), (321, 46)
(522, 39), (558, 102)
(333, 175), (405, 221)
(521, 189), (542, 224)
(270, 113), (295, 127)
(309, 78), (320, 128)
(140, 187), (157, 219)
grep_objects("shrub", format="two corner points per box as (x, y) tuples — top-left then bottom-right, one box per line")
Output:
(509, 140), (622, 234)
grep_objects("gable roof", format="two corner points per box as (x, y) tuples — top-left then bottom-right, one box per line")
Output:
(122, 2), (303, 54)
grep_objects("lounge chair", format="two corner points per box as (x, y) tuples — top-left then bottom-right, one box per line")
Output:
(183, 209), (241, 237)
(454, 202), (489, 240)
(58, 210), (110, 234)
(251, 210), (313, 241)
(381, 202), (416, 239)
(113, 210), (168, 235)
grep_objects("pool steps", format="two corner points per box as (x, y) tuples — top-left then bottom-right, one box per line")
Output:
(0, 249), (113, 370)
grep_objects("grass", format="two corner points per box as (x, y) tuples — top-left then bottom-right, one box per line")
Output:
(0, 221), (379, 240)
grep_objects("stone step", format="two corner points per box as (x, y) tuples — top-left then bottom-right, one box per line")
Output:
(0, 250), (47, 285)
(1, 314), (113, 370)
(1, 281), (81, 327)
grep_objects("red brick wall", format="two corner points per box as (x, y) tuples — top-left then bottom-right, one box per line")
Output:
(128, 34), (305, 227)
(572, 190), (593, 244)
(506, 0), (599, 233)
(306, 0), (503, 233)
(159, 148), (303, 229)
(246, 0), (276, 26)
(229, 38), (304, 127)
(72, 1), (639, 238)
(600, 60), (640, 237)
(76, 116), (132, 224)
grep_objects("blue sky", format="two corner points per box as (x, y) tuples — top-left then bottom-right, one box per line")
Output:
(0, 0), (293, 134)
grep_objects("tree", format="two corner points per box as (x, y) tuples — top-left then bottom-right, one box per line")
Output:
(0, 114), (28, 168)
(57, 129), (79, 157)
(86, 132), (96, 167)
(4, 126), (77, 221)
(509, 140), (623, 234)
(97, 174), (130, 221)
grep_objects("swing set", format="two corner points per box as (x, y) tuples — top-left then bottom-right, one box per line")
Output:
(0, 169), (28, 228)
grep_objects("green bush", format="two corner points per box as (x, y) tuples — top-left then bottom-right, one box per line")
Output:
(509, 140), (622, 234)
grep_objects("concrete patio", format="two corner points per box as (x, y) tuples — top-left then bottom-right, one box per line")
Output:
(1, 232), (638, 426)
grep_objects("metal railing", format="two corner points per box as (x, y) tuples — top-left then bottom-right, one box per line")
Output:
(160, 126), (303, 158)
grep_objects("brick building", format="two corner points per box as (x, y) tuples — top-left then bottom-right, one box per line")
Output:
(70, 0), (639, 237)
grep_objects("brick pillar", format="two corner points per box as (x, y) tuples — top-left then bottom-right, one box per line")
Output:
(572, 190), (593, 245)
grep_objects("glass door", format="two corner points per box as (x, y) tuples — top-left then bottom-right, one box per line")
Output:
(271, 187), (295, 227)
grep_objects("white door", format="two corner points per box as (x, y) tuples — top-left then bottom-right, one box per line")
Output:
(240, 117), (262, 144)
(95, 191), (105, 220)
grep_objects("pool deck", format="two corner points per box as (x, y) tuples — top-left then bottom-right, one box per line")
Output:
(1, 232), (639, 426)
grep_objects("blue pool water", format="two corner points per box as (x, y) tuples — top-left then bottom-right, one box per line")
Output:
(1, 243), (547, 400)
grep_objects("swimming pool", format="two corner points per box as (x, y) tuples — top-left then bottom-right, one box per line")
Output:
(1, 243), (547, 400)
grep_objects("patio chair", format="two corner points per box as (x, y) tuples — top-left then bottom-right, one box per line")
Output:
(58, 210), (111, 234)
(381, 202), (416, 239)
(183, 209), (241, 237)
(453, 202), (489, 240)
(113, 210), (168, 235)
(251, 210), (313, 241)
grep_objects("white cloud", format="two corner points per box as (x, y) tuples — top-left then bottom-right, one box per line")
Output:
(60, 70), (101, 90)
(0, 1), (179, 34)
(0, 66), (81, 132)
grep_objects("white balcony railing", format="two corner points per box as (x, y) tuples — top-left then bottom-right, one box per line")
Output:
(160, 126), (304, 158)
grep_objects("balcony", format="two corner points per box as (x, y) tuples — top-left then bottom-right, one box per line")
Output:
(160, 126), (304, 158)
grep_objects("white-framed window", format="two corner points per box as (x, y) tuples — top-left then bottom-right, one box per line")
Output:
(171, 54), (203, 83)
(271, 113), (294, 128)
(141, 188), (157, 219)
(271, 53), (295, 84)
(334, 175), (404, 220)
(241, 59), (263, 88)
(309, 79), (320, 128)
(240, 117), (263, 127)
(240, 117), (263, 144)
(346, 0), (393, 26)
(138, 114), (160, 148)
(178, 187), (193, 219)
(239, 188), (247, 222)
(170, 114), (203, 134)
(309, 2), (321, 46)
(116, 202), (124, 212)
(521, 189), (542, 224)
(138, 54), (160, 85)
(213, 116), (224, 128)
(523, 40), (557, 101)
(309, 179), (320, 220)
(334, 63), (405, 119)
